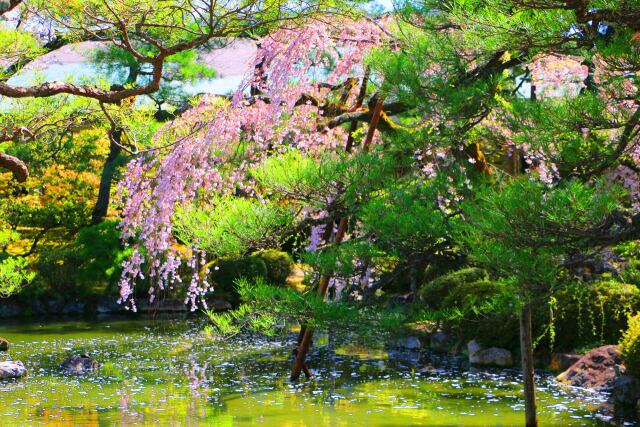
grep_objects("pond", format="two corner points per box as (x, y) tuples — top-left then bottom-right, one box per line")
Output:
(0, 317), (623, 426)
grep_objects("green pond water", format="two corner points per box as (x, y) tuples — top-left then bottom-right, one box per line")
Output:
(0, 316), (624, 426)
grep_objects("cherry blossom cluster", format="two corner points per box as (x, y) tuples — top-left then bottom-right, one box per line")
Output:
(117, 19), (389, 309)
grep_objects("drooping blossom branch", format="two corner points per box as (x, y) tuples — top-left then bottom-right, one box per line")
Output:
(116, 18), (391, 309)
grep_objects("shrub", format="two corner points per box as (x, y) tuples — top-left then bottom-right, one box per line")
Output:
(419, 267), (489, 308)
(31, 249), (85, 297)
(0, 256), (35, 297)
(211, 256), (268, 302)
(552, 280), (640, 351)
(75, 220), (132, 293)
(442, 279), (502, 310)
(620, 313), (640, 377)
(253, 250), (294, 285)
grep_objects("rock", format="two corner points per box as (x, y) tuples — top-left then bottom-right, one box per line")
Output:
(393, 336), (422, 350)
(210, 298), (232, 311)
(430, 331), (453, 353)
(556, 345), (622, 391)
(0, 337), (9, 352)
(47, 299), (65, 314)
(28, 299), (48, 316)
(61, 355), (99, 374)
(550, 353), (581, 372)
(97, 299), (126, 314)
(467, 339), (513, 367)
(613, 375), (640, 406)
(138, 299), (188, 313)
(0, 361), (26, 379)
(62, 301), (86, 315)
(0, 301), (20, 318)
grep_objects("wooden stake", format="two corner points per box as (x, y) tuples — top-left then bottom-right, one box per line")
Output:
(520, 303), (537, 427)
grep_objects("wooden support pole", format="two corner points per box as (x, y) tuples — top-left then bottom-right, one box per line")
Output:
(520, 303), (537, 427)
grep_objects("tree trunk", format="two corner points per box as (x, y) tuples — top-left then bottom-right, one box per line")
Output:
(520, 303), (537, 427)
(290, 73), (380, 381)
(91, 130), (122, 224)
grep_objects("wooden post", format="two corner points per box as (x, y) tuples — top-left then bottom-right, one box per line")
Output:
(520, 303), (537, 427)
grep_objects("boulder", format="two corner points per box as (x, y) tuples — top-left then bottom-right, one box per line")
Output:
(210, 297), (232, 311)
(393, 336), (422, 350)
(0, 301), (20, 318)
(97, 299), (126, 314)
(138, 299), (188, 313)
(430, 331), (454, 353)
(62, 301), (86, 315)
(0, 361), (26, 379)
(612, 375), (640, 406)
(47, 299), (65, 314)
(467, 339), (513, 367)
(61, 355), (99, 374)
(0, 337), (9, 352)
(556, 345), (622, 391)
(550, 353), (581, 372)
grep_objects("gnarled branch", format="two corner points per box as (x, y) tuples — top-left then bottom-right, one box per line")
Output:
(0, 152), (28, 182)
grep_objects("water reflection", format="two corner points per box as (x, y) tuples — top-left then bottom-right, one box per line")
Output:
(0, 317), (627, 425)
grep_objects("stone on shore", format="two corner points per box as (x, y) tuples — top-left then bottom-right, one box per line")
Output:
(467, 339), (513, 367)
(556, 345), (622, 391)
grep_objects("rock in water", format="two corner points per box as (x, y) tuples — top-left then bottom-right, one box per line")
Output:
(612, 375), (640, 406)
(430, 331), (454, 353)
(467, 339), (513, 367)
(556, 345), (622, 391)
(0, 337), (9, 352)
(0, 361), (26, 379)
(61, 355), (99, 374)
(394, 336), (422, 350)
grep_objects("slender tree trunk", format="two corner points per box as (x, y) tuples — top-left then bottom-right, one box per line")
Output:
(91, 129), (122, 224)
(291, 219), (348, 380)
(520, 303), (537, 427)
(291, 97), (384, 381)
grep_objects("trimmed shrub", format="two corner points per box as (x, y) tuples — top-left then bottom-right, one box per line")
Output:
(74, 220), (133, 296)
(442, 279), (502, 310)
(211, 255), (268, 295)
(620, 313), (640, 377)
(33, 249), (85, 296)
(253, 250), (294, 285)
(419, 267), (489, 308)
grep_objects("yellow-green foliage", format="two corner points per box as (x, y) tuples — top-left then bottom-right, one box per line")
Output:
(419, 267), (490, 309)
(442, 279), (502, 310)
(253, 250), (294, 285)
(620, 313), (640, 378)
(553, 280), (640, 350)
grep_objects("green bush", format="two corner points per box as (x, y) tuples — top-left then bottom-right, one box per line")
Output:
(419, 267), (489, 308)
(552, 280), (640, 351)
(253, 250), (293, 285)
(0, 256), (35, 297)
(419, 267), (640, 353)
(442, 279), (502, 310)
(32, 249), (85, 297)
(620, 313), (640, 377)
(211, 256), (268, 302)
(75, 220), (132, 294)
